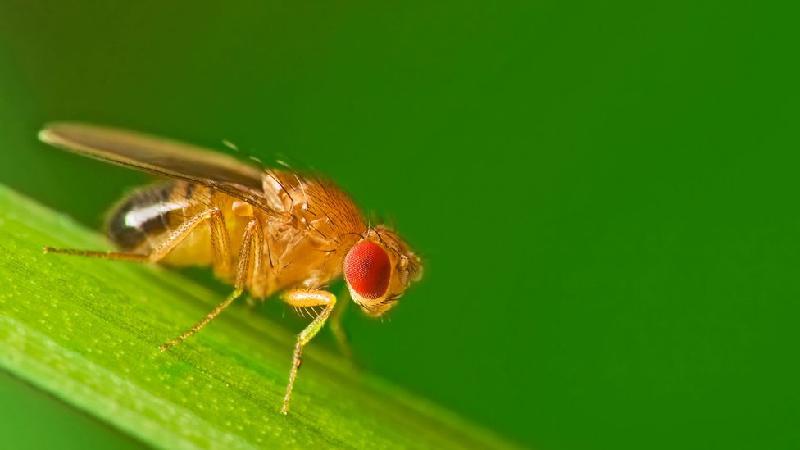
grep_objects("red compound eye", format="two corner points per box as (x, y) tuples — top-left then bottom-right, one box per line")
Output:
(344, 241), (391, 299)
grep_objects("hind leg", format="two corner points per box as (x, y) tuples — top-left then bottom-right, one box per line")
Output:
(44, 208), (233, 276)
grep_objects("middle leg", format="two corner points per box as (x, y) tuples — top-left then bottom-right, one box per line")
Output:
(279, 288), (337, 414)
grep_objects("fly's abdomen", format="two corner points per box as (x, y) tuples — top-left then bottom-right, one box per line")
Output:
(106, 181), (187, 251)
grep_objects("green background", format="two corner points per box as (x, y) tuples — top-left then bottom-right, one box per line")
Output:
(0, 1), (798, 449)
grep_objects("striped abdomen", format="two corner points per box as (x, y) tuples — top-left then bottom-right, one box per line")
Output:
(105, 181), (249, 273)
(106, 181), (189, 251)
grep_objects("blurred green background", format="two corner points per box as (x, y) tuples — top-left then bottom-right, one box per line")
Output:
(0, 1), (798, 449)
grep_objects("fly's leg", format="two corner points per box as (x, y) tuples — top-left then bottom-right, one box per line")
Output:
(329, 289), (353, 360)
(44, 208), (233, 276)
(41, 248), (148, 262)
(279, 288), (336, 415)
(160, 218), (262, 351)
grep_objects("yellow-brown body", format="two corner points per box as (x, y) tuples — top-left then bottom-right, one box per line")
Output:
(107, 172), (366, 299)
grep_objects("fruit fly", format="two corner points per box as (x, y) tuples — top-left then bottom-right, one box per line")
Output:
(38, 122), (423, 414)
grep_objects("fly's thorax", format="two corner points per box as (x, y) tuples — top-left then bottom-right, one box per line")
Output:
(266, 170), (366, 239)
(256, 170), (369, 291)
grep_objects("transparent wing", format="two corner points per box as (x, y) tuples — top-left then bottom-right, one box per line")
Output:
(39, 122), (276, 212)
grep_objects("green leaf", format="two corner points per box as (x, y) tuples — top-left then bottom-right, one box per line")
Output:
(0, 185), (513, 449)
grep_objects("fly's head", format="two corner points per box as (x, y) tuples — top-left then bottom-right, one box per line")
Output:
(343, 225), (423, 317)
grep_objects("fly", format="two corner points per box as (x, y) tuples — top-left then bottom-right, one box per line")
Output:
(38, 122), (423, 414)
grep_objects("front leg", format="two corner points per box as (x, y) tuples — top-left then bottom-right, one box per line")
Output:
(279, 288), (336, 415)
